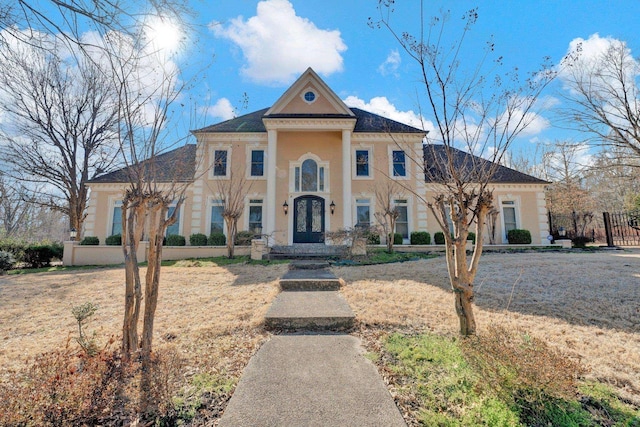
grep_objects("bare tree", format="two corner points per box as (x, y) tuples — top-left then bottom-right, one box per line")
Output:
(0, 33), (120, 239)
(373, 3), (555, 335)
(560, 39), (640, 158)
(0, 175), (34, 238)
(209, 165), (252, 259)
(373, 180), (404, 253)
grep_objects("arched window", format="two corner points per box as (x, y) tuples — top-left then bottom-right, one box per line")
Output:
(301, 159), (318, 191)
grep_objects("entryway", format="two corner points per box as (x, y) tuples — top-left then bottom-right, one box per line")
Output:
(293, 195), (325, 243)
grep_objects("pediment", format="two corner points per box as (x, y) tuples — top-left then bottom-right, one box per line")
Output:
(265, 68), (355, 117)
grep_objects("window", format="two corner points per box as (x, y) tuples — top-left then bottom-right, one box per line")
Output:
(355, 149), (369, 177)
(213, 150), (228, 176)
(248, 199), (263, 232)
(294, 159), (325, 192)
(392, 150), (406, 177)
(355, 198), (371, 228)
(394, 199), (409, 239)
(303, 91), (316, 103)
(111, 200), (123, 236)
(166, 205), (180, 236)
(210, 200), (225, 234)
(502, 201), (517, 234)
(250, 150), (264, 177)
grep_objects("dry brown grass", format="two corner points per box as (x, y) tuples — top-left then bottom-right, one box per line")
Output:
(336, 249), (640, 406)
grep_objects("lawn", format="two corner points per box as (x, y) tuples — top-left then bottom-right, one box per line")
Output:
(0, 250), (638, 424)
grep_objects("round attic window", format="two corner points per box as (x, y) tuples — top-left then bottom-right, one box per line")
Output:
(303, 90), (316, 103)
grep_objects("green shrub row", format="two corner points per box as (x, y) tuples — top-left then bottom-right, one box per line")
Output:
(507, 229), (532, 244)
(410, 231), (431, 245)
(0, 240), (64, 269)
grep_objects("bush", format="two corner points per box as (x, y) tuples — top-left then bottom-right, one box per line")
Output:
(507, 229), (532, 244)
(434, 231), (445, 244)
(234, 231), (254, 246)
(47, 242), (64, 261)
(388, 233), (403, 245)
(165, 234), (186, 246)
(0, 239), (27, 261)
(0, 250), (15, 273)
(571, 235), (591, 248)
(208, 232), (226, 246)
(80, 236), (99, 245)
(105, 234), (122, 246)
(189, 233), (208, 246)
(366, 232), (381, 245)
(410, 231), (431, 245)
(467, 231), (476, 244)
(23, 245), (54, 268)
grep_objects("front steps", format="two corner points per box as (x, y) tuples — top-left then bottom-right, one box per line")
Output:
(268, 243), (349, 260)
(264, 261), (355, 331)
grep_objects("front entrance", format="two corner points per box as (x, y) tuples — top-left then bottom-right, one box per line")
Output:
(293, 195), (325, 243)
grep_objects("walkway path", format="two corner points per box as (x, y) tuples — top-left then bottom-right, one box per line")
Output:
(218, 261), (406, 427)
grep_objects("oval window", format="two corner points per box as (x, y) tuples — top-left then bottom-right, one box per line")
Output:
(303, 91), (316, 103)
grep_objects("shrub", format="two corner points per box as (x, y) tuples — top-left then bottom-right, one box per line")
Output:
(234, 231), (254, 246)
(507, 229), (532, 244)
(388, 233), (403, 245)
(80, 236), (99, 245)
(366, 232), (381, 245)
(49, 242), (64, 260)
(434, 231), (445, 244)
(105, 234), (122, 246)
(189, 233), (208, 246)
(0, 239), (27, 261)
(208, 232), (226, 246)
(22, 245), (54, 268)
(0, 250), (15, 273)
(467, 231), (476, 244)
(410, 231), (431, 245)
(165, 234), (186, 246)
(571, 235), (591, 248)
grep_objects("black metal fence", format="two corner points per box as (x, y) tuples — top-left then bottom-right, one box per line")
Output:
(548, 210), (640, 246)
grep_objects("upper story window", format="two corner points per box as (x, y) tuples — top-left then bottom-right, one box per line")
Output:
(213, 149), (228, 177)
(392, 150), (406, 177)
(295, 158), (325, 192)
(250, 150), (264, 177)
(355, 149), (370, 177)
(303, 90), (316, 103)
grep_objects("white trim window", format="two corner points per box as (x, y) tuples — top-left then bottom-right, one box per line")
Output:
(354, 147), (372, 178)
(501, 199), (519, 242)
(249, 149), (265, 178)
(166, 203), (181, 236)
(391, 149), (407, 178)
(210, 146), (232, 178)
(210, 199), (225, 235)
(248, 199), (263, 233)
(355, 198), (371, 229)
(394, 199), (409, 240)
(291, 155), (329, 193)
(110, 199), (123, 236)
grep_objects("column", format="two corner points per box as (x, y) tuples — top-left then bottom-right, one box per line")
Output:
(342, 129), (353, 229)
(266, 129), (278, 242)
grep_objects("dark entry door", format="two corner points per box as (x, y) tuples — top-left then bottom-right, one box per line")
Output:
(293, 196), (325, 243)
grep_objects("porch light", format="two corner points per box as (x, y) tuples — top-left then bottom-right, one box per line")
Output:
(70, 228), (77, 240)
(330, 200), (336, 215)
(558, 227), (566, 238)
(283, 201), (289, 215)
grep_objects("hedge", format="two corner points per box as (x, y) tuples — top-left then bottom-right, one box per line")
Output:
(23, 245), (54, 268)
(105, 234), (122, 246)
(410, 231), (431, 245)
(208, 232), (226, 246)
(166, 234), (186, 246)
(507, 229), (532, 244)
(80, 236), (99, 245)
(434, 231), (445, 244)
(189, 233), (208, 246)
(234, 231), (254, 246)
(366, 232), (381, 245)
(0, 251), (15, 272)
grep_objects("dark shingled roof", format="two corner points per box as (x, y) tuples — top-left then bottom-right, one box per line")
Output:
(88, 144), (197, 184)
(423, 144), (548, 184)
(192, 107), (427, 134)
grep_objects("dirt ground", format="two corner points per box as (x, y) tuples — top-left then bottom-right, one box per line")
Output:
(0, 250), (638, 406)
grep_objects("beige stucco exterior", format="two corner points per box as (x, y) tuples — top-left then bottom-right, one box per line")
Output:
(82, 68), (549, 253)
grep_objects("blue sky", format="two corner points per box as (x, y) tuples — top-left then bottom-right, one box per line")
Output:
(172, 0), (640, 155)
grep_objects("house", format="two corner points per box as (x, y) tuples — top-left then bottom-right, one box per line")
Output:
(82, 68), (549, 255)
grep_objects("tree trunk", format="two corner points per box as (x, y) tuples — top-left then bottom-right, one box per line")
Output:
(121, 201), (144, 360)
(454, 286), (476, 336)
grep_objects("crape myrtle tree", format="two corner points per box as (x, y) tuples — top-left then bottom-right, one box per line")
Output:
(373, 2), (555, 335)
(373, 179), (405, 254)
(0, 31), (120, 239)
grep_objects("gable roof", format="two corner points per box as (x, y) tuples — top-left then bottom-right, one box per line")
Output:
(88, 144), (197, 184)
(423, 144), (548, 184)
(193, 107), (426, 134)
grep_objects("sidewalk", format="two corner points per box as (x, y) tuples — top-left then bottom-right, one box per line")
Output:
(218, 263), (406, 426)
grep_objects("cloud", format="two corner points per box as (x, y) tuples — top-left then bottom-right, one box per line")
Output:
(343, 95), (434, 132)
(212, 0), (347, 85)
(206, 98), (235, 121)
(378, 49), (401, 76)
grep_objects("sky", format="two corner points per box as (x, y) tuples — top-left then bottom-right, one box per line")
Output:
(169, 0), (640, 159)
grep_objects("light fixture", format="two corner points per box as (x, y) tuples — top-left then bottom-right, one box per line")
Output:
(330, 201), (336, 215)
(558, 226), (566, 238)
(283, 201), (289, 215)
(70, 228), (77, 240)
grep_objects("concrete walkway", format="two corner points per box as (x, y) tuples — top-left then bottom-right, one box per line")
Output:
(218, 262), (406, 427)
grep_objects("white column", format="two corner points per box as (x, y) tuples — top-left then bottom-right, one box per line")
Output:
(342, 129), (353, 229)
(266, 129), (278, 242)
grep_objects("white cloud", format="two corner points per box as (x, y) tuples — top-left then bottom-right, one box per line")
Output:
(343, 95), (434, 132)
(378, 49), (401, 76)
(212, 0), (347, 85)
(206, 98), (235, 121)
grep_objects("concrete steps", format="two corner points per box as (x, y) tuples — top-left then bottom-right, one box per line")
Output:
(264, 261), (355, 331)
(268, 244), (348, 260)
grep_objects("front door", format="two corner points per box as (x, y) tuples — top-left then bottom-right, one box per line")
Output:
(293, 196), (325, 243)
